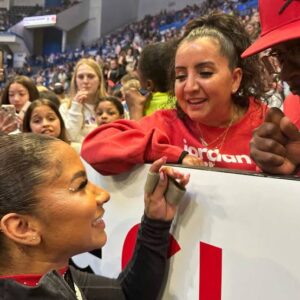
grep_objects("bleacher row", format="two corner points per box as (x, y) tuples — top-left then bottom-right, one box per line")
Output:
(0, 0), (80, 31)
(3, 0), (260, 93)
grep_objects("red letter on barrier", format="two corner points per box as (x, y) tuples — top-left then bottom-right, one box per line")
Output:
(200, 242), (222, 300)
(122, 224), (181, 270)
(121, 224), (140, 270)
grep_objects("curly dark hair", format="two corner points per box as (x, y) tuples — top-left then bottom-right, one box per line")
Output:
(138, 39), (178, 92)
(169, 12), (266, 115)
(94, 96), (124, 116)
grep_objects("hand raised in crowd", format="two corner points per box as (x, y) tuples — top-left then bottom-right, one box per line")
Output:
(144, 157), (190, 221)
(0, 110), (18, 134)
(124, 87), (151, 121)
(0, 67), (4, 82)
(74, 89), (89, 104)
(250, 108), (300, 175)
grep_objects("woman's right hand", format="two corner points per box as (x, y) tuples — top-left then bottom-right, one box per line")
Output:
(74, 90), (89, 104)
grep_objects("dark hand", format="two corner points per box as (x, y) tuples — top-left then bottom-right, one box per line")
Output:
(250, 108), (300, 174)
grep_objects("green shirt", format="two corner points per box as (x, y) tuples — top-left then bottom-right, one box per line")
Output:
(144, 92), (176, 116)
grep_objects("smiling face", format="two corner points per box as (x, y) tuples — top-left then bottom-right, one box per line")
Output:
(8, 83), (30, 113)
(30, 105), (61, 138)
(95, 100), (122, 126)
(175, 37), (242, 126)
(35, 142), (110, 260)
(75, 64), (100, 98)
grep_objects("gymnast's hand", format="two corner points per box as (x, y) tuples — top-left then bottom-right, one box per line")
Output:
(144, 157), (190, 221)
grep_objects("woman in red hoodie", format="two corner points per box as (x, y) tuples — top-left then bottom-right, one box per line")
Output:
(81, 13), (267, 175)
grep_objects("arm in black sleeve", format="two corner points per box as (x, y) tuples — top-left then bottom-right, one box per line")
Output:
(70, 214), (171, 300)
(118, 214), (172, 300)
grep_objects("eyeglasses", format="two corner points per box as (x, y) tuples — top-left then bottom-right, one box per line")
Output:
(261, 44), (300, 76)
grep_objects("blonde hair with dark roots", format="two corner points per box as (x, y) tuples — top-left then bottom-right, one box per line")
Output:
(69, 58), (107, 107)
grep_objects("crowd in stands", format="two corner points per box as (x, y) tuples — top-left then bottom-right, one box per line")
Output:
(0, 0), (80, 31)
(5, 0), (265, 95)
(0, 0), (286, 157)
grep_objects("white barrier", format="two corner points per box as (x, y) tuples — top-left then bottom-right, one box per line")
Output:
(73, 162), (300, 300)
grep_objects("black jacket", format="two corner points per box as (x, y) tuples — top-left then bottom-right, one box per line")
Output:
(0, 215), (171, 300)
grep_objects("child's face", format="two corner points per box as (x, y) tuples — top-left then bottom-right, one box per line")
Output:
(95, 101), (122, 126)
(8, 83), (30, 113)
(30, 105), (61, 138)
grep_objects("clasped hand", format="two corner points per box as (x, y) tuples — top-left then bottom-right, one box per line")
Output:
(250, 108), (300, 175)
(144, 157), (190, 221)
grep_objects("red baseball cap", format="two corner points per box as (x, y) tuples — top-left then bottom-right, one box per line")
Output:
(242, 0), (300, 57)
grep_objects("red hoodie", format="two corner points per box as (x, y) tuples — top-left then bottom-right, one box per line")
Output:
(283, 93), (300, 129)
(81, 98), (267, 175)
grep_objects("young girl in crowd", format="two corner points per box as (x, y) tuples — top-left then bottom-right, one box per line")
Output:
(22, 98), (70, 143)
(94, 96), (124, 126)
(59, 58), (107, 143)
(1, 75), (39, 124)
(0, 133), (189, 299)
(124, 41), (177, 121)
(81, 13), (267, 175)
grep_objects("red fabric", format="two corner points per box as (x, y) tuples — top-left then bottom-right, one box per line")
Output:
(283, 93), (300, 129)
(81, 98), (267, 175)
(242, 0), (300, 57)
(0, 267), (68, 287)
